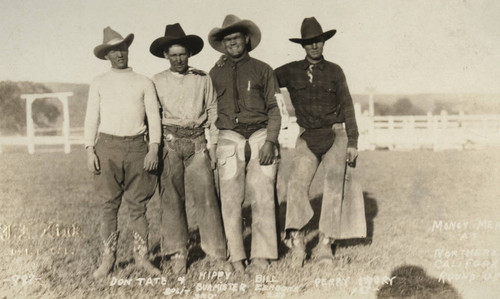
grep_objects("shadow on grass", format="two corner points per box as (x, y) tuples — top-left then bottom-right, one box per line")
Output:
(377, 265), (461, 299)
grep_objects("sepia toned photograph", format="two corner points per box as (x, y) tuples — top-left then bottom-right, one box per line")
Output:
(1, 0), (499, 298)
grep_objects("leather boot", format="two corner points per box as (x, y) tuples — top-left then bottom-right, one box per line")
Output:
(313, 233), (334, 265)
(133, 232), (161, 276)
(171, 248), (188, 275)
(93, 231), (119, 279)
(289, 230), (306, 268)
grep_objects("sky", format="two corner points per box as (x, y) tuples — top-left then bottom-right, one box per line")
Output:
(1, 0), (500, 94)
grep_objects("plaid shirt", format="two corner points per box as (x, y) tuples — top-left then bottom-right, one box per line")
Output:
(275, 58), (359, 148)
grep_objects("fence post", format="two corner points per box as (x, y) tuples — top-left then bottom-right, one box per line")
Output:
(388, 116), (394, 150)
(409, 115), (415, 149)
(25, 96), (35, 154)
(435, 110), (448, 151)
(61, 95), (71, 154)
(427, 112), (435, 150)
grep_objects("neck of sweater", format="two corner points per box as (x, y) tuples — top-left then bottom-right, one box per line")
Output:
(111, 67), (133, 73)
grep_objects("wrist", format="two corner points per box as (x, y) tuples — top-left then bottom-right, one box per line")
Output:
(86, 146), (95, 153)
(265, 140), (275, 147)
(148, 143), (159, 153)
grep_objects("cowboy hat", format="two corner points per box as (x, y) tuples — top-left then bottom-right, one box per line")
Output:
(289, 17), (336, 44)
(208, 14), (261, 53)
(94, 27), (134, 60)
(150, 23), (204, 58)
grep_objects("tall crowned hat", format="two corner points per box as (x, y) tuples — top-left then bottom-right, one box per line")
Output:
(289, 17), (336, 44)
(94, 27), (134, 60)
(149, 23), (204, 58)
(208, 14), (261, 53)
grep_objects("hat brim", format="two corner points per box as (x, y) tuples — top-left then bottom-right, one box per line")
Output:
(94, 33), (134, 60)
(289, 29), (336, 44)
(208, 20), (261, 53)
(149, 35), (204, 58)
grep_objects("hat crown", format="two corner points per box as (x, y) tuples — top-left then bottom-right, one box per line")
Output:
(163, 23), (187, 39)
(102, 26), (124, 43)
(221, 14), (242, 28)
(300, 17), (324, 39)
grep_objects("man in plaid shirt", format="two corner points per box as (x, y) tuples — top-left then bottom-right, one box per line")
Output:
(275, 17), (360, 267)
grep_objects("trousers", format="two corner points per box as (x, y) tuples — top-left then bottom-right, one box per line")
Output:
(160, 130), (226, 258)
(216, 129), (278, 262)
(285, 123), (349, 239)
(94, 133), (157, 240)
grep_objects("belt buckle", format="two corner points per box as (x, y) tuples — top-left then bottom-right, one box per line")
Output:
(165, 134), (175, 141)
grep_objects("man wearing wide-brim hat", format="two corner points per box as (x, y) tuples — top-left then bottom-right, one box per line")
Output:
(208, 14), (281, 272)
(275, 17), (366, 267)
(84, 26), (162, 278)
(149, 23), (227, 274)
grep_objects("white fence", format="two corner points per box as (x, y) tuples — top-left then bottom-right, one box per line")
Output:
(278, 108), (500, 151)
(2, 93), (500, 153)
(358, 110), (500, 150)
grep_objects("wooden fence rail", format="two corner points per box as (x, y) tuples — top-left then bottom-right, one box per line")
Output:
(2, 101), (500, 153)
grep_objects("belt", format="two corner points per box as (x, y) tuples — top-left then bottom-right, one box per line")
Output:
(163, 125), (205, 139)
(98, 132), (145, 141)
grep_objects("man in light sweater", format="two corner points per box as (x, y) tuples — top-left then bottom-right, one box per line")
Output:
(149, 23), (227, 274)
(84, 27), (162, 278)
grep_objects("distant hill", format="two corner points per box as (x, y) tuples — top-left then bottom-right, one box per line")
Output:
(282, 90), (500, 117)
(352, 93), (500, 115)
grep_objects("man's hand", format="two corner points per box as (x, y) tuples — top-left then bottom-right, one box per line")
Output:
(86, 146), (100, 174)
(144, 143), (159, 172)
(259, 141), (275, 165)
(216, 55), (227, 68)
(209, 144), (217, 170)
(346, 147), (358, 167)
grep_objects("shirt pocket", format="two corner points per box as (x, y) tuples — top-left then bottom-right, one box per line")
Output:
(317, 81), (340, 113)
(244, 81), (265, 111)
(288, 80), (308, 100)
(318, 81), (337, 94)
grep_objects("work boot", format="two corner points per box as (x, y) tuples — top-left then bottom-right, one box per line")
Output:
(93, 231), (119, 279)
(133, 232), (161, 276)
(248, 258), (268, 272)
(288, 230), (306, 268)
(230, 260), (246, 272)
(313, 233), (334, 265)
(207, 256), (233, 272)
(171, 248), (188, 275)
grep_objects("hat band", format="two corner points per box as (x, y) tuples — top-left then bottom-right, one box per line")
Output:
(105, 38), (125, 46)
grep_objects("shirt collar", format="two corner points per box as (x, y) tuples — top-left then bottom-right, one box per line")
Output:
(301, 57), (325, 70)
(228, 52), (251, 67)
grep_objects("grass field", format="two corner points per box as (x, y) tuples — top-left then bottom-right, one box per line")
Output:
(0, 147), (499, 299)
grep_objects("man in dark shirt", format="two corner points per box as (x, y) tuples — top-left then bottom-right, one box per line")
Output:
(275, 17), (360, 267)
(208, 14), (281, 271)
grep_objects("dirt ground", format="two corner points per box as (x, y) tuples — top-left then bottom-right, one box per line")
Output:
(0, 147), (499, 298)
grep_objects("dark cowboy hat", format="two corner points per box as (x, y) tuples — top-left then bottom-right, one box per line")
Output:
(150, 23), (204, 58)
(208, 14), (261, 53)
(289, 17), (336, 44)
(94, 27), (134, 60)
